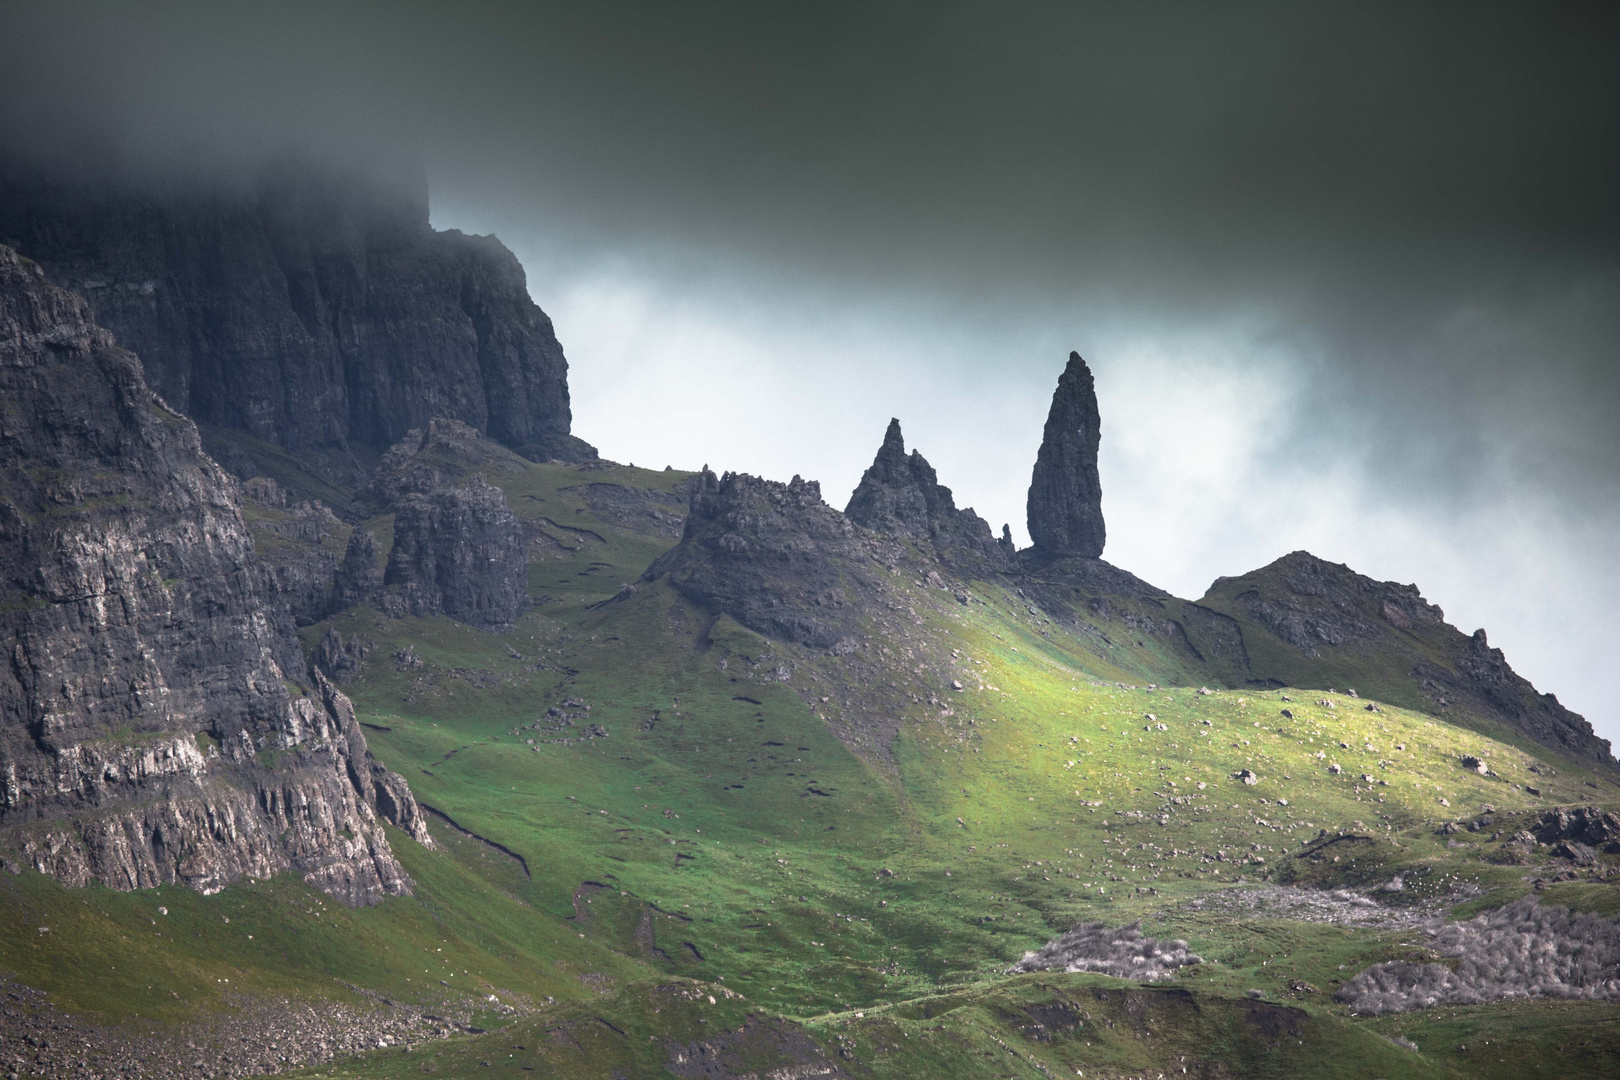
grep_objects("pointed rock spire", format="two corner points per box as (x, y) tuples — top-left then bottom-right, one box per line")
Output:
(845, 418), (1009, 570)
(845, 418), (935, 538)
(1026, 351), (1105, 558)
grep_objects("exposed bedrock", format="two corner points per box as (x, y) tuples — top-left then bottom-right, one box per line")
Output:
(0, 158), (595, 485)
(646, 467), (903, 648)
(0, 243), (428, 904)
(844, 418), (1011, 573)
(1026, 351), (1105, 559)
(381, 475), (528, 630)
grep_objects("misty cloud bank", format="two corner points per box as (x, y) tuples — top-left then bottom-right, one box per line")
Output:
(2, 1), (1615, 738)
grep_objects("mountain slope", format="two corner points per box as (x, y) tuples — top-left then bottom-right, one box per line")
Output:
(1195, 551), (1611, 765)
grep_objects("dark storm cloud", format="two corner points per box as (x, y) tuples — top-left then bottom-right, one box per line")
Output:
(2, 1), (1616, 731)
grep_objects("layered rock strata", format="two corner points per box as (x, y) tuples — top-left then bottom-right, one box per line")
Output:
(844, 418), (1011, 573)
(0, 159), (595, 484)
(1026, 351), (1106, 559)
(0, 243), (428, 904)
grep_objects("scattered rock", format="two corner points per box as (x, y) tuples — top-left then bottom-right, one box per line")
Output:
(1010, 920), (1201, 981)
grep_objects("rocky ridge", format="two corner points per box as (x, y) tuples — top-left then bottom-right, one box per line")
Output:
(0, 243), (429, 904)
(646, 468), (904, 649)
(1199, 552), (1611, 765)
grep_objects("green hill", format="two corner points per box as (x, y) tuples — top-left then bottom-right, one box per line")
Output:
(6, 450), (1614, 1080)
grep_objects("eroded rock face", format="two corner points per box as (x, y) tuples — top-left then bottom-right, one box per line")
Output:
(331, 526), (384, 612)
(1201, 551), (1612, 766)
(0, 243), (427, 904)
(844, 418), (1010, 573)
(1026, 352), (1105, 559)
(646, 468), (900, 648)
(0, 160), (594, 485)
(352, 417), (536, 519)
(382, 475), (528, 630)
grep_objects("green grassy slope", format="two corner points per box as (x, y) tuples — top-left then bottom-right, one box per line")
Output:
(5, 458), (1616, 1080)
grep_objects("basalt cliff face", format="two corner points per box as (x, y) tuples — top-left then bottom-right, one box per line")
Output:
(647, 468), (905, 649)
(0, 243), (429, 904)
(0, 160), (595, 487)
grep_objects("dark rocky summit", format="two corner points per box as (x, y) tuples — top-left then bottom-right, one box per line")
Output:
(382, 475), (528, 630)
(0, 243), (429, 904)
(1026, 351), (1105, 559)
(844, 418), (1011, 573)
(0, 159), (595, 486)
(1198, 551), (1612, 765)
(647, 468), (900, 648)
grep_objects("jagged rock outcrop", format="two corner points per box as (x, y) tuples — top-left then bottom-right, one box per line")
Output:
(1199, 551), (1612, 765)
(238, 486), (353, 625)
(331, 527), (384, 612)
(0, 159), (595, 486)
(1026, 351), (1105, 559)
(646, 468), (900, 648)
(844, 418), (1010, 573)
(313, 627), (372, 684)
(0, 243), (428, 904)
(351, 417), (534, 519)
(382, 475), (528, 630)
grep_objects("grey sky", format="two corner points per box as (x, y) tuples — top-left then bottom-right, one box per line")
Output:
(3, 1), (1616, 741)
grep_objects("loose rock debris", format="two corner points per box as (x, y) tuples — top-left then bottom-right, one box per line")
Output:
(1336, 897), (1620, 1015)
(1009, 921), (1202, 981)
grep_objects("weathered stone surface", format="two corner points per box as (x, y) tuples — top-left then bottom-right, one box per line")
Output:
(352, 417), (538, 519)
(313, 627), (371, 684)
(382, 475), (528, 630)
(1026, 352), (1105, 558)
(0, 159), (595, 486)
(331, 526), (384, 612)
(1200, 551), (1613, 766)
(844, 418), (1010, 573)
(646, 468), (899, 648)
(0, 243), (427, 904)
(240, 489), (352, 625)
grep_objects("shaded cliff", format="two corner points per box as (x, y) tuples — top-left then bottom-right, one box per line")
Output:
(0, 243), (430, 903)
(647, 468), (903, 649)
(0, 159), (595, 487)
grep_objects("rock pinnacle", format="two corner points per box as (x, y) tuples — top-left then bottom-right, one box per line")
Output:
(1026, 351), (1105, 558)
